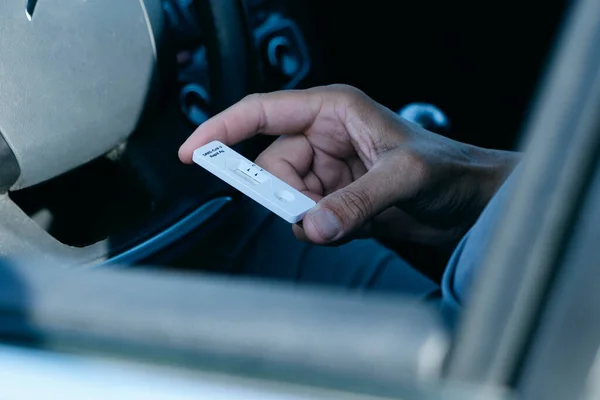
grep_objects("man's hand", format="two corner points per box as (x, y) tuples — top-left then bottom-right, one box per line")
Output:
(179, 85), (519, 245)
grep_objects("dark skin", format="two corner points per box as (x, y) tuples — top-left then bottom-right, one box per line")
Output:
(179, 84), (520, 247)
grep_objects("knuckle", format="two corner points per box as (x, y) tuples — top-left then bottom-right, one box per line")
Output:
(326, 84), (365, 100)
(353, 130), (397, 165)
(372, 134), (398, 156)
(327, 83), (355, 92)
(334, 188), (373, 225)
(242, 92), (265, 102)
(241, 92), (268, 132)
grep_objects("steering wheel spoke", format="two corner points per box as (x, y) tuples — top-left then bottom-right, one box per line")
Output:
(0, 0), (255, 265)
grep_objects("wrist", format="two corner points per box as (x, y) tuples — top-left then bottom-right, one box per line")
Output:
(428, 144), (521, 240)
(475, 148), (521, 205)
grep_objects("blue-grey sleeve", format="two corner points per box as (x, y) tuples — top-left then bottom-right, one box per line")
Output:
(441, 164), (521, 313)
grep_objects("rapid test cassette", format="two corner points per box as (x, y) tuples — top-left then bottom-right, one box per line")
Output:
(192, 141), (316, 223)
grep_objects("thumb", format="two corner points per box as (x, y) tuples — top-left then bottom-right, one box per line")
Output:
(301, 166), (403, 244)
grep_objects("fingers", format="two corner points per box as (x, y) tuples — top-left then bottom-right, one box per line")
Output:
(253, 135), (314, 189)
(300, 160), (407, 244)
(178, 89), (325, 163)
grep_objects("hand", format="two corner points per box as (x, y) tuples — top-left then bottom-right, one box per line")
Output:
(179, 85), (519, 245)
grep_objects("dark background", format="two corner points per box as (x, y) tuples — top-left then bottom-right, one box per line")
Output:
(301, 0), (568, 150)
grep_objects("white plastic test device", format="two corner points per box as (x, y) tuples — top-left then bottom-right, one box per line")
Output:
(193, 141), (316, 223)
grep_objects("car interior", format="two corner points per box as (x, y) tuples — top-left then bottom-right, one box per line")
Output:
(2, 0), (600, 399)
(0, 0), (567, 274)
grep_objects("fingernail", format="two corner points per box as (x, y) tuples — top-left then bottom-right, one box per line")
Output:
(308, 208), (342, 241)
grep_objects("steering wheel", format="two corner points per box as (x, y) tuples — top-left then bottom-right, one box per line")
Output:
(0, 0), (254, 265)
